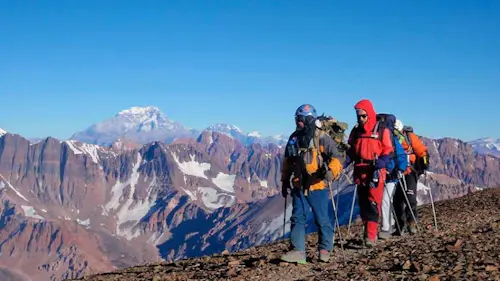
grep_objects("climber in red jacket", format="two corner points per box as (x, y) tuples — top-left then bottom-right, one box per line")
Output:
(346, 99), (394, 247)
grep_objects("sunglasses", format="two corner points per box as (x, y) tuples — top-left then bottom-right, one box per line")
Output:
(357, 114), (367, 119)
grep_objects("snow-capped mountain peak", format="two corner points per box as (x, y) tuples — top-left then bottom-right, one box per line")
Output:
(114, 106), (174, 131)
(70, 106), (199, 146)
(0, 128), (6, 137)
(467, 137), (500, 157)
(117, 106), (161, 116)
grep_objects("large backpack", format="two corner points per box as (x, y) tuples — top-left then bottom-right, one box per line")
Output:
(372, 113), (408, 174)
(316, 114), (349, 161)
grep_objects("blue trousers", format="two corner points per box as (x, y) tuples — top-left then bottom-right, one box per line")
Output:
(289, 187), (333, 252)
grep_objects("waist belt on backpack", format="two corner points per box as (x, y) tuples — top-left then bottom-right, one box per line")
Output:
(355, 159), (374, 165)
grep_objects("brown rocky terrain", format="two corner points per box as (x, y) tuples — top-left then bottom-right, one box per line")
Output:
(72, 186), (500, 281)
(0, 128), (499, 281)
(0, 131), (283, 280)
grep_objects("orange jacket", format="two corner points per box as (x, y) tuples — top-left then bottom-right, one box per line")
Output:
(281, 129), (343, 192)
(401, 131), (428, 174)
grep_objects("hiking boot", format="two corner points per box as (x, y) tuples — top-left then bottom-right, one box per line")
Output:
(364, 237), (377, 248)
(378, 230), (393, 240)
(319, 249), (330, 263)
(280, 250), (307, 264)
(407, 221), (418, 234)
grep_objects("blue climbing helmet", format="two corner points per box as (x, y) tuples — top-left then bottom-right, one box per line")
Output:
(295, 104), (317, 118)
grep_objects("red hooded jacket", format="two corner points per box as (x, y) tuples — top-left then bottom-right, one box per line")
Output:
(347, 99), (393, 163)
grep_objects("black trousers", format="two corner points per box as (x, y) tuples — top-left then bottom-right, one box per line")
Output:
(393, 171), (418, 228)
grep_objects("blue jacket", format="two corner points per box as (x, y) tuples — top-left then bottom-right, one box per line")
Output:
(385, 134), (409, 183)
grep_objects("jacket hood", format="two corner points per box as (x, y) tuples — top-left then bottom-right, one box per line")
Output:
(354, 99), (377, 132)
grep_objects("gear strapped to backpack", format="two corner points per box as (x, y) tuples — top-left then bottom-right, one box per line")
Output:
(316, 114), (350, 161)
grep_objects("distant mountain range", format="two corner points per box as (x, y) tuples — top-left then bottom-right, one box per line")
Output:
(467, 137), (500, 157)
(69, 106), (287, 147)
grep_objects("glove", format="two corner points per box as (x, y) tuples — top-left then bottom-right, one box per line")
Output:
(375, 155), (389, 169)
(281, 180), (291, 197)
(370, 169), (380, 188)
(325, 170), (337, 182)
(422, 155), (430, 169)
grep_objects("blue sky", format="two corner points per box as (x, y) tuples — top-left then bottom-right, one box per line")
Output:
(1, 0), (499, 141)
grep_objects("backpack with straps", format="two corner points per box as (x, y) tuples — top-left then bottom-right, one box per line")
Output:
(290, 116), (349, 177)
(372, 113), (401, 173)
(316, 114), (350, 161)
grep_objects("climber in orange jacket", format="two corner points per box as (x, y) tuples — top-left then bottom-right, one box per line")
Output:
(393, 120), (430, 234)
(345, 99), (394, 247)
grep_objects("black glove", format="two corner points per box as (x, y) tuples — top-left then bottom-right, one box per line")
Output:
(281, 180), (291, 197)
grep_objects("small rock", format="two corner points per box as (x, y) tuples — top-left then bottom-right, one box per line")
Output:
(403, 260), (412, 270)
(422, 265), (431, 273)
(412, 261), (421, 272)
(453, 264), (462, 272)
(326, 263), (339, 271)
(226, 268), (238, 277)
(228, 260), (241, 266)
(418, 274), (428, 281)
(222, 249), (230, 255)
(428, 275), (440, 281)
(486, 265), (498, 272)
(483, 257), (496, 265)
(279, 262), (289, 267)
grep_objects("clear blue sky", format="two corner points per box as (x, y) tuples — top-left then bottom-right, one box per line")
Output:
(1, 0), (499, 141)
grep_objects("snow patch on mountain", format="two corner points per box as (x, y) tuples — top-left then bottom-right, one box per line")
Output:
(171, 153), (211, 180)
(64, 140), (107, 164)
(257, 203), (292, 244)
(20, 205), (44, 220)
(77, 218), (91, 227)
(248, 131), (262, 138)
(0, 174), (29, 201)
(198, 187), (235, 210)
(103, 153), (142, 216)
(0, 128), (6, 137)
(212, 172), (236, 193)
(259, 179), (268, 188)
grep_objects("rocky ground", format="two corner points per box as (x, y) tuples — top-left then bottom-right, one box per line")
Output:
(72, 187), (500, 281)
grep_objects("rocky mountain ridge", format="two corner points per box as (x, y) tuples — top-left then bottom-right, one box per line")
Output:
(0, 128), (499, 280)
(73, 186), (500, 281)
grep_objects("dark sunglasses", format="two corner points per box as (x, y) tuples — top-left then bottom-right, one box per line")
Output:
(357, 114), (367, 119)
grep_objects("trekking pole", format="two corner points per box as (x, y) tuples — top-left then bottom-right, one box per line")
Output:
(339, 168), (357, 236)
(335, 181), (340, 223)
(399, 177), (421, 232)
(425, 171), (438, 231)
(347, 185), (357, 235)
(283, 195), (287, 240)
(328, 182), (346, 264)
